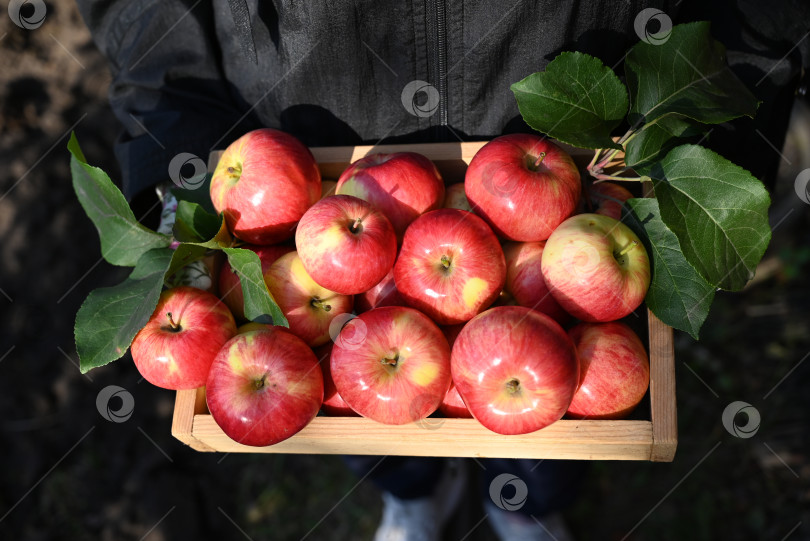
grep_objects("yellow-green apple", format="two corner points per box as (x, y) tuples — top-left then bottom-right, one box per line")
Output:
(330, 306), (451, 424)
(313, 342), (357, 416)
(218, 243), (293, 320)
(355, 268), (404, 313)
(465, 134), (580, 241)
(320, 180), (337, 199)
(131, 286), (237, 390)
(210, 128), (321, 244)
(589, 182), (633, 220)
(451, 306), (579, 435)
(541, 213), (650, 322)
(443, 182), (472, 211)
(502, 241), (569, 324)
(566, 322), (649, 419)
(263, 251), (353, 346)
(335, 152), (445, 237)
(394, 209), (506, 325)
(205, 328), (323, 447)
(295, 195), (397, 295)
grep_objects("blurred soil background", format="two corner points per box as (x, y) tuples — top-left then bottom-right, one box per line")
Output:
(0, 2), (808, 540)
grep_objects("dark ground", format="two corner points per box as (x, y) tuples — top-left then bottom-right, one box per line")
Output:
(1, 3), (809, 540)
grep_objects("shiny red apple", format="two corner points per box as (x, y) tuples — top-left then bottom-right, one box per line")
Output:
(355, 268), (404, 313)
(263, 251), (353, 346)
(206, 328), (323, 447)
(502, 241), (569, 324)
(451, 306), (579, 435)
(330, 306), (451, 424)
(394, 209), (506, 325)
(218, 243), (293, 320)
(541, 213), (650, 322)
(465, 134), (580, 241)
(589, 182), (633, 220)
(336, 152), (445, 237)
(566, 322), (650, 419)
(295, 195), (397, 295)
(131, 286), (237, 390)
(210, 128), (321, 244)
(313, 342), (357, 416)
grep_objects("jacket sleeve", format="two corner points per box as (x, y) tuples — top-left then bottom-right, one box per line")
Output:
(77, 0), (249, 199)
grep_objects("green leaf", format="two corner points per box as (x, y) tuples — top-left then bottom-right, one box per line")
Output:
(649, 144), (771, 291)
(625, 21), (759, 126)
(69, 133), (171, 266)
(511, 52), (628, 149)
(171, 173), (216, 215)
(624, 198), (715, 339)
(164, 243), (208, 280)
(75, 248), (173, 372)
(173, 200), (233, 249)
(624, 114), (706, 170)
(222, 247), (288, 326)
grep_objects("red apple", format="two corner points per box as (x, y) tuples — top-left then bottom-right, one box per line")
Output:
(394, 209), (506, 325)
(335, 152), (445, 237)
(566, 322), (650, 419)
(210, 128), (321, 244)
(465, 134), (580, 241)
(264, 251), (353, 346)
(313, 342), (357, 416)
(443, 182), (472, 211)
(589, 182), (633, 220)
(206, 328), (323, 447)
(330, 306), (451, 424)
(541, 213), (650, 322)
(131, 286), (237, 390)
(502, 241), (569, 324)
(439, 382), (473, 418)
(295, 195), (397, 295)
(218, 243), (293, 320)
(355, 268), (404, 313)
(451, 306), (579, 435)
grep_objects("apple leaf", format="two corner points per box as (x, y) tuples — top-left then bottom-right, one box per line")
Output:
(624, 114), (707, 170)
(625, 21), (759, 127)
(222, 247), (288, 326)
(624, 198), (715, 339)
(171, 173), (216, 215)
(164, 243), (208, 280)
(75, 247), (174, 372)
(68, 133), (172, 267)
(511, 52), (628, 150)
(173, 200), (232, 249)
(649, 145), (771, 291)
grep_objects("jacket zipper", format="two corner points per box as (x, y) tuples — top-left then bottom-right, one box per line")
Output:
(427, 0), (448, 137)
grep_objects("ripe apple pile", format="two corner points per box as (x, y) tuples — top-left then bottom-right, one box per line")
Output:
(130, 128), (654, 445)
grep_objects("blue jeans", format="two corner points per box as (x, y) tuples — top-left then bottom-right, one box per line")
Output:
(342, 455), (585, 517)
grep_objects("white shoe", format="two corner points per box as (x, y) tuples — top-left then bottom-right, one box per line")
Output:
(373, 459), (468, 541)
(484, 499), (574, 541)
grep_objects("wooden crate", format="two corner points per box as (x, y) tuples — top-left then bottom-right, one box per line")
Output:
(171, 141), (677, 462)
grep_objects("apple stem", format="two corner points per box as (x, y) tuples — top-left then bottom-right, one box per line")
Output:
(165, 312), (181, 331)
(311, 298), (332, 312)
(254, 374), (267, 390)
(440, 255), (451, 270)
(380, 352), (399, 367)
(506, 378), (520, 394)
(617, 240), (638, 257)
(533, 152), (547, 168)
(349, 218), (363, 234)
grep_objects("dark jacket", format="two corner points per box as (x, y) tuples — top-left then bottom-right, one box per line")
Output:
(76, 0), (809, 199)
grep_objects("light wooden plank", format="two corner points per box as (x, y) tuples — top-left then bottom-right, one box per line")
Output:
(189, 416), (653, 460)
(171, 390), (216, 452)
(648, 310), (677, 461)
